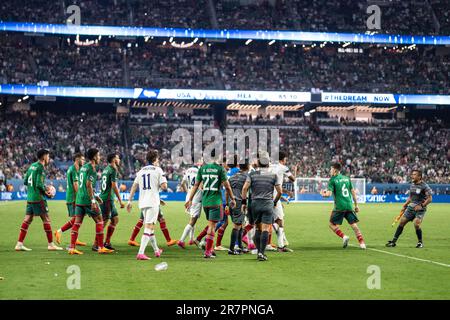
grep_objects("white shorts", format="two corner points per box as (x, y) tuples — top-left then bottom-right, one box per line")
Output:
(273, 202), (284, 220)
(189, 202), (202, 218)
(141, 206), (160, 225)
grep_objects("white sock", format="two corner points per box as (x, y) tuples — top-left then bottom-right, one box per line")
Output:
(189, 225), (195, 241)
(273, 223), (279, 232)
(138, 228), (151, 255)
(149, 234), (159, 253)
(248, 228), (255, 245)
(277, 227), (285, 248)
(57, 228), (62, 233)
(180, 224), (193, 242)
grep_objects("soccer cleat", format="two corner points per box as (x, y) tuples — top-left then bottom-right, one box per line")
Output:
(251, 249), (258, 255)
(277, 246), (294, 253)
(54, 230), (62, 244)
(257, 253), (268, 261)
(211, 250), (217, 257)
(248, 243), (256, 250)
(214, 245), (228, 251)
(68, 248), (83, 255)
(342, 235), (350, 248)
(48, 243), (63, 251)
(385, 240), (396, 247)
(104, 243), (115, 251)
(241, 248), (249, 254)
(154, 248), (163, 258)
(15, 244), (32, 251)
(270, 243), (277, 248)
(228, 249), (237, 255)
(360, 243), (367, 249)
(76, 239), (87, 246)
(177, 240), (186, 249)
(188, 240), (195, 246)
(136, 254), (150, 260)
(128, 240), (139, 247)
(265, 244), (277, 251)
(98, 247), (114, 254)
(200, 239), (206, 250)
(203, 252), (216, 259)
(166, 239), (178, 246)
(91, 245), (99, 252)
(416, 242), (424, 248)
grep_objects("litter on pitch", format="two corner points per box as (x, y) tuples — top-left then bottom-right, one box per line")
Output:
(154, 262), (168, 271)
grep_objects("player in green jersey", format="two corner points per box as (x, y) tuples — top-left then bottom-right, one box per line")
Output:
(54, 153), (87, 247)
(68, 148), (114, 255)
(185, 151), (236, 258)
(15, 149), (63, 251)
(321, 162), (366, 249)
(97, 153), (125, 250)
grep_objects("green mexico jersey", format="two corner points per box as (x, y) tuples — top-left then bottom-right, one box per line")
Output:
(65, 165), (79, 203)
(328, 174), (354, 211)
(196, 162), (227, 207)
(23, 161), (46, 202)
(75, 163), (97, 206)
(99, 165), (118, 202)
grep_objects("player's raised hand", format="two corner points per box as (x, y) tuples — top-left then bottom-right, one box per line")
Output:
(119, 201), (125, 209)
(160, 199), (166, 206)
(185, 200), (192, 210)
(126, 201), (132, 213)
(230, 198), (236, 209)
(354, 206), (360, 213)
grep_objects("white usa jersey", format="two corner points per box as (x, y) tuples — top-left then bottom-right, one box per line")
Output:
(134, 165), (167, 209)
(182, 166), (202, 203)
(270, 163), (293, 195)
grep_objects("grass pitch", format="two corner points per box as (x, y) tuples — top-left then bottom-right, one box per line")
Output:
(0, 201), (449, 300)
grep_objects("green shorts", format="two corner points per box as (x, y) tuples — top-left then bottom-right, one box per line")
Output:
(26, 200), (49, 216)
(66, 203), (76, 217)
(403, 207), (426, 221)
(75, 205), (101, 217)
(204, 206), (223, 222)
(251, 199), (274, 225)
(330, 210), (359, 225)
(100, 200), (118, 220)
(230, 201), (244, 225)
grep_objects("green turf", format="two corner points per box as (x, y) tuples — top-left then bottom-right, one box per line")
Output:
(0, 201), (449, 300)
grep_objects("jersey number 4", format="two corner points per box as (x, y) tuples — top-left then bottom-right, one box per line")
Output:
(142, 174), (152, 190)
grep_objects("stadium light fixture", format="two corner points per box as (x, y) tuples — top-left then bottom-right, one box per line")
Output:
(245, 39), (253, 45)
(23, 96), (29, 100)
(268, 40), (275, 45)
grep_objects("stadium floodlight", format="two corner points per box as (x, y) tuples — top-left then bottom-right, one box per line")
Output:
(268, 40), (275, 45)
(245, 39), (253, 45)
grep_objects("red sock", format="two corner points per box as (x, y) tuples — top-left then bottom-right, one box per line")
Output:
(205, 229), (215, 254)
(196, 226), (208, 241)
(334, 228), (345, 238)
(242, 224), (254, 237)
(356, 231), (365, 244)
(70, 221), (81, 249)
(216, 225), (226, 246)
(60, 217), (75, 232)
(95, 221), (104, 248)
(43, 222), (53, 243)
(159, 219), (171, 242)
(18, 220), (31, 243)
(105, 224), (116, 244)
(130, 219), (143, 241)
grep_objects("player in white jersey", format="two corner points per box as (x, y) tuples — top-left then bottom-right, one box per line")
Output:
(127, 150), (167, 260)
(269, 151), (296, 252)
(177, 159), (204, 248)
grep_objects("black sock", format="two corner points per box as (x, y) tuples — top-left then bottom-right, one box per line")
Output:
(393, 226), (404, 242)
(237, 228), (243, 249)
(255, 230), (261, 253)
(260, 231), (269, 255)
(230, 228), (238, 251)
(416, 228), (423, 242)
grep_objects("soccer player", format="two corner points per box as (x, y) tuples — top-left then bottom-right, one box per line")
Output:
(241, 152), (282, 261)
(15, 149), (62, 251)
(177, 159), (203, 248)
(97, 153), (125, 250)
(54, 153), (86, 247)
(68, 148), (114, 255)
(386, 170), (432, 248)
(241, 159), (258, 252)
(320, 163), (366, 249)
(185, 151), (236, 258)
(127, 150), (167, 260)
(270, 151), (296, 252)
(227, 162), (250, 255)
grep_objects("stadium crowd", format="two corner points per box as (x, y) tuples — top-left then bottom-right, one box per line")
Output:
(0, 111), (448, 185)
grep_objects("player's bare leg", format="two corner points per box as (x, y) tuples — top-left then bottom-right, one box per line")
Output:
(128, 218), (143, 246)
(349, 223), (366, 249)
(41, 214), (62, 250)
(386, 216), (409, 247)
(329, 223), (349, 248)
(15, 214), (33, 251)
(104, 216), (118, 250)
(178, 216), (198, 248)
(413, 217), (424, 248)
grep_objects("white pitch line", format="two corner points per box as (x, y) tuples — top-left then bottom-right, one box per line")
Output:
(349, 244), (450, 268)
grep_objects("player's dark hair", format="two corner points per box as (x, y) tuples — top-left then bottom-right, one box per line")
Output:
(239, 162), (249, 171)
(146, 149), (159, 164)
(412, 169), (422, 177)
(227, 155), (238, 168)
(331, 162), (342, 171)
(279, 151), (288, 162)
(37, 149), (50, 160)
(86, 148), (99, 161)
(73, 152), (83, 161)
(107, 153), (118, 163)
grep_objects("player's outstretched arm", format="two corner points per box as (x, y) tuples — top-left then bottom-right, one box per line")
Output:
(351, 189), (359, 212)
(111, 181), (124, 208)
(241, 180), (250, 212)
(274, 184), (282, 206)
(127, 182), (138, 213)
(223, 180), (236, 208)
